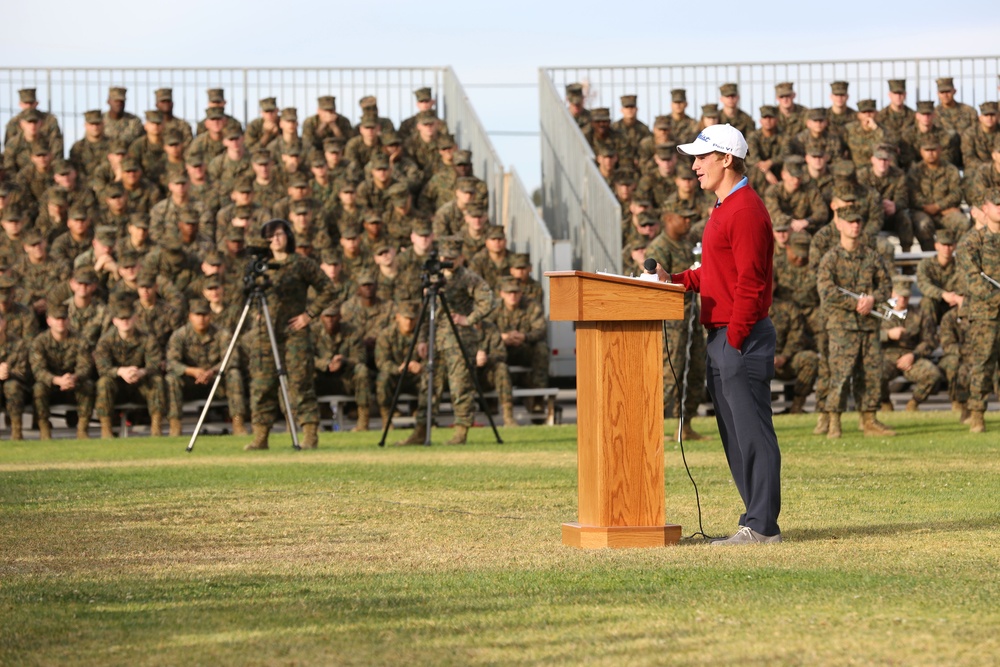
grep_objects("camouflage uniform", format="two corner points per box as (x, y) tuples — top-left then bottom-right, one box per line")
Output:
(14, 254), (68, 312)
(880, 299), (942, 405)
(857, 163), (914, 250)
(0, 333), (28, 427)
(745, 129), (787, 193)
(960, 123), (998, 171)
(166, 322), (247, 421)
(94, 326), (165, 419)
(770, 299), (819, 404)
(898, 125), (960, 171)
(29, 328), (95, 423)
(719, 107), (756, 137)
(644, 232), (706, 420)
(954, 226), (1000, 413)
(417, 264), (496, 428)
(374, 318), (422, 411)
(844, 121), (886, 169)
(907, 160), (969, 241)
(103, 111), (145, 147)
(250, 253), (337, 428)
(916, 253), (964, 324)
(474, 320), (513, 407)
(311, 320), (370, 409)
(764, 181), (829, 234)
(208, 153), (253, 199)
(0, 300), (41, 344)
(876, 105), (915, 141)
(489, 296), (548, 391)
(636, 169), (677, 212)
(74, 137), (111, 178)
(963, 161), (1000, 209)
(937, 305), (970, 405)
(468, 249), (512, 293)
(136, 299), (185, 357)
(817, 243), (892, 413)
(667, 115), (699, 145)
(936, 102), (978, 137)
(128, 135), (167, 186)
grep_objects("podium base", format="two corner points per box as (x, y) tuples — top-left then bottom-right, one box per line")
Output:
(562, 522), (682, 548)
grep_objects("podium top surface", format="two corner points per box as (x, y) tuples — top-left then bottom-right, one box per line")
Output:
(545, 270), (686, 322)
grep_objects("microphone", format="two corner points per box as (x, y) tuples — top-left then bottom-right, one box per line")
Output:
(639, 258), (660, 282)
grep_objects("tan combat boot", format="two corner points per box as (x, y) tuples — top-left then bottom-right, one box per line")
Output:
(827, 412), (842, 439)
(862, 412), (896, 437)
(951, 400), (964, 413)
(10, 417), (23, 441)
(905, 399), (919, 412)
(959, 404), (972, 424)
(245, 424), (270, 450)
(379, 407), (394, 430)
(446, 425), (468, 445)
(231, 415), (248, 436)
(100, 417), (115, 439)
(300, 423), (319, 449)
(76, 422), (89, 440)
(150, 413), (163, 437)
(680, 419), (706, 441)
(789, 395), (807, 414)
(394, 423), (427, 446)
(881, 401), (894, 413)
(502, 401), (518, 427)
(39, 419), (53, 441)
(352, 408), (370, 432)
(169, 419), (182, 437)
(969, 411), (986, 433)
(813, 412), (829, 435)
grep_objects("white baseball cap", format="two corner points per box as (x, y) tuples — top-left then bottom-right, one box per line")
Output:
(677, 124), (748, 159)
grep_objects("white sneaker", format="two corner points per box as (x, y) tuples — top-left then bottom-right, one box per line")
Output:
(710, 525), (782, 546)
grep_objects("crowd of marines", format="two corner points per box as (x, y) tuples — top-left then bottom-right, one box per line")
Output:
(570, 76), (1000, 437)
(0, 85), (550, 444)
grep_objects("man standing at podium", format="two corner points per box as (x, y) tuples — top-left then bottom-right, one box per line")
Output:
(667, 124), (783, 545)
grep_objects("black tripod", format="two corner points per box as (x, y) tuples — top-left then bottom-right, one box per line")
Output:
(378, 268), (503, 447)
(186, 262), (300, 452)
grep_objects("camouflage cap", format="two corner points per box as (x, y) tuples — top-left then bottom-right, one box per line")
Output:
(359, 112), (378, 128)
(168, 171), (189, 185)
(47, 302), (69, 319)
(788, 231), (811, 257)
(416, 110), (438, 125)
(830, 81), (849, 95)
(771, 221), (790, 232)
(438, 237), (462, 259)
(339, 182), (356, 194)
(72, 265), (99, 284)
(317, 95), (336, 111)
(178, 208), (200, 225)
(464, 203), (487, 218)
(857, 99), (877, 113)
(637, 212), (660, 227)
(701, 104), (720, 118)
(207, 88), (225, 103)
(499, 276), (522, 293)
(936, 77), (955, 92)
(19, 88), (37, 103)
(887, 79), (907, 93)
(565, 83), (584, 102)
(918, 135), (942, 150)
(595, 144), (618, 158)
(670, 88), (687, 103)
(775, 82), (795, 97)
(233, 177), (254, 193)
(935, 228), (957, 245)
(804, 139), (827, 157)
(320, 247), (342, 265)
(202, 252), (222, 267)
(164, 129), (184, 145)
(321, 302), (341, 317)
(979, 102), (998, 115)
(838, 209), (863, 223)
(224, 126), (243, 140)
(411, 219), (433, 236)
(111, 300), (136, 319)
(591, 107), (611, 122)
(21, 109), (41, 122)
(120, 156), (141, 172)
(355, 270), (376, 285)
(783, 155), (806, 178)
(359, 95), (378, 109)
(0, 207), (24, 222)
(291, 200), (312, 215)
(620, 94), (637, 107)
(891, 275), (912, 297)
(613, 170), (637, 186)
(915, 101), (935, 115)
(414, 87), (432, 102)
(68, 204), (90, 220)
(189, 298), (211, 315)
(456, 177), (479, 193)
(108, 87), (127, 100)
(280, 143), (300, 157)
(145, 109), (163, 123)
(369, 153), (390, 170)
(52, 159), (74, 175)
(260, 97), (278, 112)
(719, 83), (739, 97)
(396, 300), (419, 319)
(624, 237), (648, 253)
(185, 153), (205, 167)
(653, 115), (671, 130)
(21, 228), (44, 246)
(381, 131), (402, 146)
(759, 105), (778, 118)
(385, 182), (409, 199)
(280, 107), (298, 122)
(654, 142), (678, 159)
(251, 149), (272, 165)
(339, 224), (361, 240)
(675, 163), (697, 180)
(31, 142), (51, 156)
(203, 276), (223, 290)
(84, 109), (103, 124)
(155, 88), (173, 101)
(288, 172), (309, 188)
(830, 160), (857, 178)
(118, 251), (141, 268)
(0, 274), (17, 292)
(225, 223), (246, 240)
(95, 228), (117, 246)
(486, 225), (506, 240)
(510, 253), (530, 269)
(47, 187), (69, 206)
(323, 137), (346, 152)
(806, 107), (828, 121)
(127, 214), (149, 229)
(205, 107), (225, 120)
(872, 143), (896, 160)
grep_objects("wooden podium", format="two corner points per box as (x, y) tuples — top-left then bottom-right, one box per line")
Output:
(546, 271), (686, 548)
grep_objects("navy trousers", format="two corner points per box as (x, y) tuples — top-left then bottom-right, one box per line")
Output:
(705, 318), (782, 536)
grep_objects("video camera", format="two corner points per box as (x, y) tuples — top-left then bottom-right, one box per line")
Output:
(421, 253), (454, 286)
(243, 244), (275, 289)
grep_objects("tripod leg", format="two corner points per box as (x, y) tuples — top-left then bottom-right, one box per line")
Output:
(378, 291), (431, 447)
(436, 295), (503, 444)
(187, 295), (254, 452)
(423, 289), (439, 446)
(259, 295), (300, 450)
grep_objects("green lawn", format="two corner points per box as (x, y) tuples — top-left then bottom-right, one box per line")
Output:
(2, 412), (998, 666)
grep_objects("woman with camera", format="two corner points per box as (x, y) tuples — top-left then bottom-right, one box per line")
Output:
(245, 219), (338, 450)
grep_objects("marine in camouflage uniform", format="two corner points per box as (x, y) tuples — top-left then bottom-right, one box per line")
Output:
(341, 272), (396, 369)
(102, 87), (145, 146)
(937, 304), (971, 414)
(566, 83), (591, 130)
(879, 277), (942, 410)
(774, 82), (807, 139)
(897, 101), (960, 170)
(746, 106), (786, 193)
(959, 102), (998, 171)
(0, 321), (28, 439)
(166, 300), (247, 432)
(29, 303), (96, 439)
(857, 144), (915, 250)
(3, 111), (58, 175)
(826, 81), (857, 133)
(764, 157), (829, 234)
(611, 95), (652, 163)
(302, 96), (355, 156)
(508, 253), (543, 308)
(134, 272), (186, 357)
(0, 275), (41, 343)
(718, 83), (756, 137)
(128, 110), (169, 186)
(915, 228), (964, 324)
(4, 89), (63, 150)
(489, 277), (548, 394)
(954, 196), (1000, 432)
(473, 319), (515, 425)
(13, 228), (68, 316)
(962, 134), (1000, 208)
(468, 226), (513, 292)
(245, 98), (281, 152)
(644, 214), (706, 434)
(374, 301), (423, 423)
(907, 137), (969, 243)
(933, 78), (979, 140)
(94, 302), (166, 435)
(311, 303), (371, 429)
(816, 209), (894, 436)
(875, 79), (915, 140)
(843, 100), (886, 168)
(583, 108), (631, 165)
(770, 295), (819, 414)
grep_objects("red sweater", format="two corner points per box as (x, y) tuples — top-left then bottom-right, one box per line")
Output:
(671, 184), (773, 351)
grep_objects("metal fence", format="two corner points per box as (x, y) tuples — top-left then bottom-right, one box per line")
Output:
(539, 69), (622, 274)
(543, 56), (1000, 126)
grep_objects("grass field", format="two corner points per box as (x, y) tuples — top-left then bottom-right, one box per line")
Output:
(2, 412), (999, 666)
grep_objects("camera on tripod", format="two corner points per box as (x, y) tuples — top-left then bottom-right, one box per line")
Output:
(421, 253), (454, 285)
(243, 244), (275, 289)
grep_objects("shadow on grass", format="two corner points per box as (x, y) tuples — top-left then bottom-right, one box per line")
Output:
(786, 515), (1000, 542)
